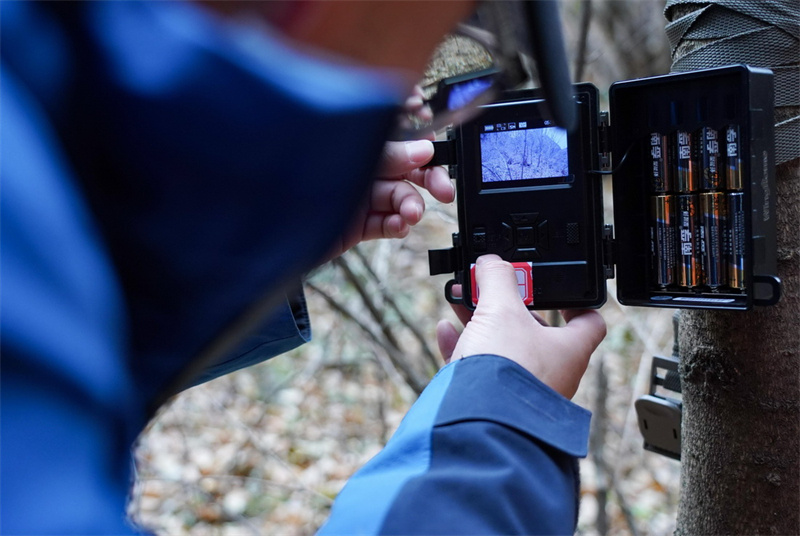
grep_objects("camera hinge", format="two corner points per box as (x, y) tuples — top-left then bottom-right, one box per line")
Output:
(598, 111), (612, 171)
(602, 224), (615, 279)
(428, 233), (462, 276)
(430, 137), (458, 170)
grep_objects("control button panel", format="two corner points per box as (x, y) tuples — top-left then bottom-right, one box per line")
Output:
(470, 214), (550, 260)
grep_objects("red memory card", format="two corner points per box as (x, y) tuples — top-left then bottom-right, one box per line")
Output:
(470, 262), (534, 307)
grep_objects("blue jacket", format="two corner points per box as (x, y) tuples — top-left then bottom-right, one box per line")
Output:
(0, 2), (590, 534)
(320, 354), (589, 535)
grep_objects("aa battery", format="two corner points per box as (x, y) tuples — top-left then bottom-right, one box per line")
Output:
(697, 127), (721, 190)
(649, 132), (671, 193)
(725, 192), (746, 290)
(700, 192), (725, 289)
(675, 194), (701, 288)
(673, 130), (697, 193)
(650, 195), (676, 287)
(725, 124), (743, 191)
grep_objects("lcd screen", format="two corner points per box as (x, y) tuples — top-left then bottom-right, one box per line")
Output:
(479, 122), (569, 182)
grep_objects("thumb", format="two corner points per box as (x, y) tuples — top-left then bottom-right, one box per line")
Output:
(473, 255), (529, 315)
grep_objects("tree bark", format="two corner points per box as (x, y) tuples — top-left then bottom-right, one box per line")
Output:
(666, 2), (800, 535)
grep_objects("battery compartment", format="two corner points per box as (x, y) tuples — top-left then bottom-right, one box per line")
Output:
(608, 65), (779, 310)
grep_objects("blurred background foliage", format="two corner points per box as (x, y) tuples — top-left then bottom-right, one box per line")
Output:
(130, 1), (682, 534)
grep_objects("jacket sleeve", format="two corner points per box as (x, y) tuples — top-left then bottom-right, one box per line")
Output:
(190, 290), (311, 387)
(317, 354), (591, 536)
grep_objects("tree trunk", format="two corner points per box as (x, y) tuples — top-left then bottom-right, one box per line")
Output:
(665, 1), (800, 534)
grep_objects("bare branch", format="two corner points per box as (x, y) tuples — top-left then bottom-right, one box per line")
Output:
(306, 281), (428, 395)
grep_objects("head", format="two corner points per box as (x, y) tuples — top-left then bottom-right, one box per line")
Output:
(199, 1), (477, 88)
(200, 1), (574, 135)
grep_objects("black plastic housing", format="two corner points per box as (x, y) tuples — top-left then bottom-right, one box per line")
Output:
(428, 65), (780, 311)
(610, 65), (779, 309)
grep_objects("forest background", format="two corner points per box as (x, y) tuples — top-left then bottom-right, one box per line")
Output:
(130, 1), (683, 534)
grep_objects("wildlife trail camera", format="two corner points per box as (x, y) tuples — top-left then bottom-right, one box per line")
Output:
(428, 65), (781, 311)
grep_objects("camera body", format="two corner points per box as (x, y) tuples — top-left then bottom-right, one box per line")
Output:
(429, 65), (780, 311)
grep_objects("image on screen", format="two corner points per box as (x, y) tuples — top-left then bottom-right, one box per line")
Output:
(480, 125), (569, 182)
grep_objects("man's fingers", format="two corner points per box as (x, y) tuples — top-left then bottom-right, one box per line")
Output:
(436, 320), (460, 364)
(397, 167), (454, 204)
(377, 140), (434, 177)
(560, 309), (607, 351)
(359, 213), (409, 241)
(403, 94), (434, 125)
(369, 179), (424, 224)
(422, 166), (455, 203)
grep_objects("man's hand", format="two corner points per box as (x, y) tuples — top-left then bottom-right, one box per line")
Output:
(331, 139), (454, 258)
(436, 255), (607, 399)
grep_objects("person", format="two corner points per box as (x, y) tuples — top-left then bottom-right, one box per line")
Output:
(0, 1), (606, 535)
